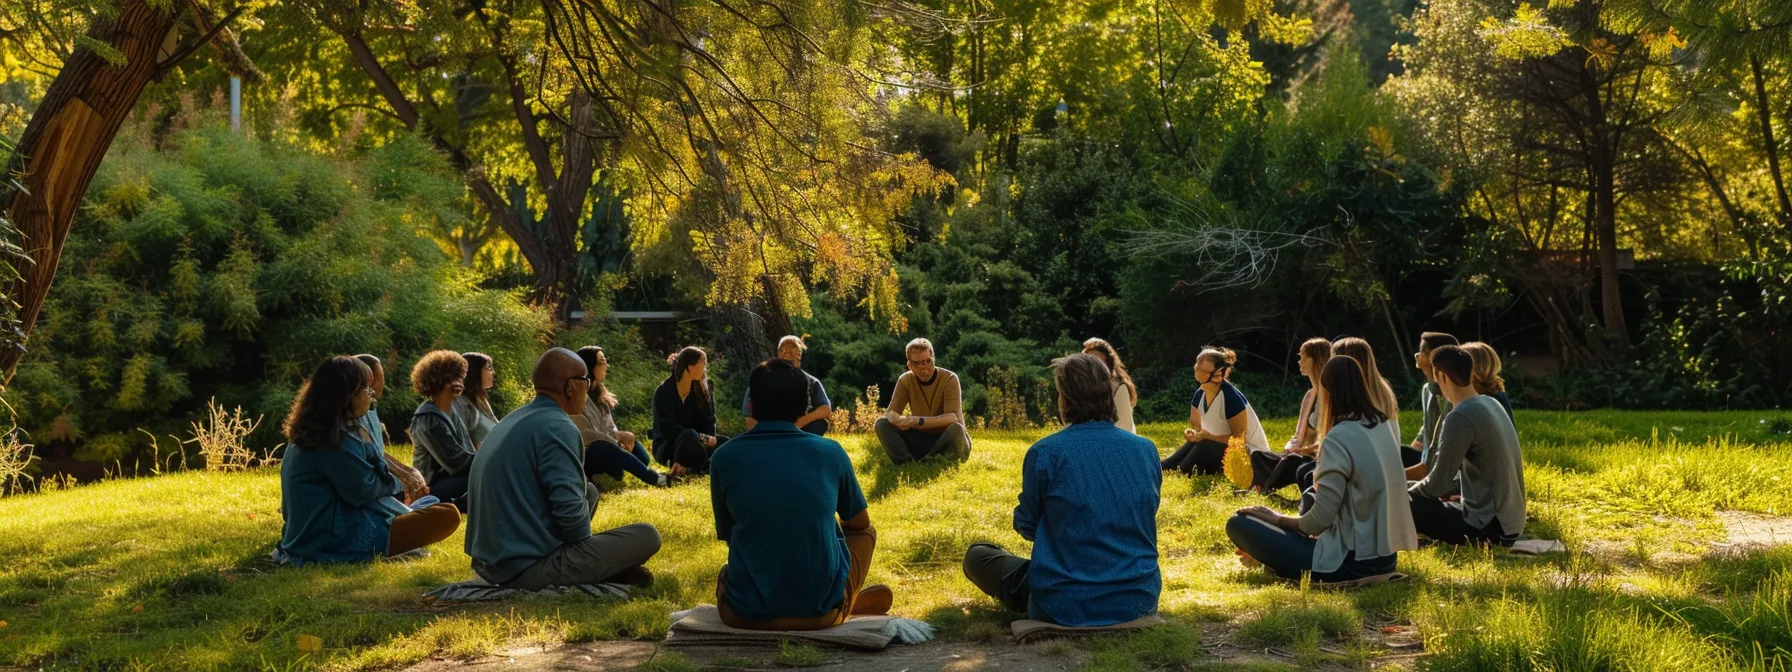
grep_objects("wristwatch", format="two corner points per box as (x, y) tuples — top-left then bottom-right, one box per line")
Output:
(917, 417), (926, 428)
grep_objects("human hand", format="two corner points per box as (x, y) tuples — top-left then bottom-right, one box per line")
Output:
(702, 434), (718, 449)
(1410, 439), (1422, 450)
(399, 468), (428, 502)
(1184, 428), (1199, 443)
(1236, 505), (1280, 524)
(898, 416), (918, 431)
(619, 430), (636, 449)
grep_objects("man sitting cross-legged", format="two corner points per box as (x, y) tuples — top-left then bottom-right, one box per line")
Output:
(963, 354), (1162, 626)
(1407, 344), (1526, 547)
(874, 338), (971, 464)
(710, 358), (893, 630)
(466, 348), (661, 590)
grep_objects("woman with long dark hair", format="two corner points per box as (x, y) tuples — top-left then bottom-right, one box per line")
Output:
(456, 352), (500, 449)
(1225, 356), (1418, 583)
(651, 346), (728, 474)
(276, 356), (460, 564)
(577, 345), (670, 487)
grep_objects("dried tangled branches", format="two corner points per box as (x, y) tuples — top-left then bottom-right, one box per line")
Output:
(186, 399), (267, 472)
(1121, 195), (1333, 292)
(0, 429), (35, 496)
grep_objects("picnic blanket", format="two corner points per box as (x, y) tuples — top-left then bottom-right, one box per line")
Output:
(664, 604), (934, 651)
(1010, 613), (1165, 644)
(421, 578), (633, 603)
(1510, 539), (1567, 555)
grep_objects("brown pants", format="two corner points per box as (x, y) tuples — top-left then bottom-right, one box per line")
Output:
(387, 503), (461, 556)
(717, 524), (876, 630)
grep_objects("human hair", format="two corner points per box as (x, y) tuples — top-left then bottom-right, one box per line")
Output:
(668, 346), (710, 405)
(747, 358), (810, 422)
(576, 345), (619, 409)
(410, 350), (468, 398)
(1053, 353), (1118, 425)
(1299, 338), (1332, 381)
(1081, 337), (1137, 404)
(905, 338), (934, 358)
(354, 354), (382, 373)
(461, 352), (492, 401)
(1318, 355), (1387, 435)
(1196, 346), (1237, 379)
(1461, 342), (1507, 393)
(1330, 337), (1399, 421)
(1418, 331), (1459, 354)
(283, 356), (370, 451)
(778, 335), (807, 353)
(1431, 345), (1474, 388)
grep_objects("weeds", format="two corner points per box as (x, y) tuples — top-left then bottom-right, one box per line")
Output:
(187, 399), (268, 472)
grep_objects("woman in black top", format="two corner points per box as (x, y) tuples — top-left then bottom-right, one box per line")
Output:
(651, 346), (729, 474)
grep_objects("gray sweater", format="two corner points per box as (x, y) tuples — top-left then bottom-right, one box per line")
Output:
(1299, 419), (1418, 573)
(1410, 395), (1526, 536)
(1416, 381), (1452, 453)
(410, 400), (476, 485)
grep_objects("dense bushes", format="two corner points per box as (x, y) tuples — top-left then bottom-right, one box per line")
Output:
(1, 129), (551, 465)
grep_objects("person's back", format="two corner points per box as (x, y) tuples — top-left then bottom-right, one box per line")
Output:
(1303, 419), (1416, 571)
(467, 396), (592, 584)
(1020, 421), (1161, 626)
(279, 431), (400, 564)
(710, 422), (864, 620)
(1437, 395), (1525, 537)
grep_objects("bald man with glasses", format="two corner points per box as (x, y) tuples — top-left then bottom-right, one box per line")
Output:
(466, 348), (661, 590)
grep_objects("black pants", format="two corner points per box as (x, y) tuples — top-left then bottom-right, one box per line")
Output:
(1250, 451), (1312, 491)
(1225, 514), (1398, 582)
(1400, 446), (1423, 468)
(1161, 439), (1227, 475)
(584, 440), (660, 485)
(428, 473), (470, 514)
(874, 419), (971, 464)
(1408, 493), (1517, 547)
(653, 429), (728, 473)
(800, 419), (830, 436)
(962, 542), (1030, 613)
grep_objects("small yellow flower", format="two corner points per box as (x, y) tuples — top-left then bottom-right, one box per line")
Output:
(1222, 435), (1254, 490)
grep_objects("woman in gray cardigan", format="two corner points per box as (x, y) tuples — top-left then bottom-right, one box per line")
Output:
(409, 350), (477, 513)
(1226, 355), (1418, 582)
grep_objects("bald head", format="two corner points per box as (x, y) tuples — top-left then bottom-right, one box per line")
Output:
(533, 348), (590, 414)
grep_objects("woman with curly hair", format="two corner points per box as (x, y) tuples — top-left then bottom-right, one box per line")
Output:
(409, 350), (477, 512)
(276, 356), (460, 564)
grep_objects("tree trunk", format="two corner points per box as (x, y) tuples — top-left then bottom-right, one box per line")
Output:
(0, 0), (180, 384)
(1590, 143), (1629, 351)
(1750, 54), (1792, 230)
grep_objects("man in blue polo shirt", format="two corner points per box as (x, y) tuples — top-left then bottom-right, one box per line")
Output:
(740, 335), (834, 436)
(710, 358), (891, 629)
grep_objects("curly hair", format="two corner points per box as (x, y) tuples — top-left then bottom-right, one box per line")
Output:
(283, 356), (370, 451)
(411, 350), (469, 397)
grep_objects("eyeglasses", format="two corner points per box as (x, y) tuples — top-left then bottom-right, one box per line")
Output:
(357, 387), (373, 397)
(566, 375), (594, 385)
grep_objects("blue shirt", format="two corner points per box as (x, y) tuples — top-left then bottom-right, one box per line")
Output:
(466, 396), (593, 584)
(1189, 382), (1249, 419)
(278, 429), (404, 564)
(361, 408), (405, 498)
(710, 421), (867, 620)
(1014, 421), (1161, 626)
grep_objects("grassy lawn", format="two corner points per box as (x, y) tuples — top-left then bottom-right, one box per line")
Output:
(2, 410), (1791, 671)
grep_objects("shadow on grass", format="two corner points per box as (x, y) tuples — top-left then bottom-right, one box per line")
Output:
(860, 453), (960, 501)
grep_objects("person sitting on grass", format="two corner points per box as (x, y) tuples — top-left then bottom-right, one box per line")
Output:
(1160, 347), (1269, 475)
(1406, 332), (1460, 475)
(710, 358), (892, 629)
(353, 353), (428, 505)
(466, 348), (661, 590)
(874, 338), (971, 464)
(1248, 338), (1330, 493)
(963, 353), (1161, 626)
(651, 346), (728, 475)
(742, 335), (834, 436)
(576, 345), (670, 488)
(1227, 355), (1418, 583)
(276, 356), (460, 565)
(410, 350), (478, 512)
(456, 352), (501, 450)
(1461, 342), (1515, 420)
(1081, 337), (1139, 434)
(1407, 345), (1526, 548)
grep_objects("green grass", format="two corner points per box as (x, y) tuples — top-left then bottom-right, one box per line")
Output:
(1, 409), (1790, 670)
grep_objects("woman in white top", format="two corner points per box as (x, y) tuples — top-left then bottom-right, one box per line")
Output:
(1249, 338), (1330, 492)
(1227, 355), (1418, 582)
(1160, 347), (1269, 475)
(1082, 337), (1138, 433)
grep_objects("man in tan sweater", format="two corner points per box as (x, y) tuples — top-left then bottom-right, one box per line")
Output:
(875, 338), (972, 464)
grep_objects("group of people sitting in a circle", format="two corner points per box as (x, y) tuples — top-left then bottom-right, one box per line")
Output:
(273, 329), (1524, 630)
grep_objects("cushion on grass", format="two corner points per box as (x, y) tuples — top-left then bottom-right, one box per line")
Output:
(421, 578), (632, 603)
(1010, 613), (1166, 643)
(1509, 539), (1567, 555)
(663, 604), (933, 650)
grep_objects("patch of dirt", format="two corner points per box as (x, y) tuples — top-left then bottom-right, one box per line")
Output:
(1714, 511), (1792, 552)
(400, 640), (1093, 671)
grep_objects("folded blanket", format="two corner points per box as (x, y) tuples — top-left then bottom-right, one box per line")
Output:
(1011, 613), (1165, 644)
(664, 604), (932, 650)
(422, 578), (632, 603)
(1510, 539), (1567, 555)
(1313, 572), (1407, 589)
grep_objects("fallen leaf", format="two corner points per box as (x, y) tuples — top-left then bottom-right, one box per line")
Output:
(298, 634), (322, 652)
(1381, 625), (1406, 633)
(0, 620), (8, 628)
(247, 513), (256, 520)
(130, 604), (143, 614)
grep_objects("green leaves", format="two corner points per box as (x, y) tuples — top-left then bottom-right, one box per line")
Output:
(1479, 3), (1569, 60)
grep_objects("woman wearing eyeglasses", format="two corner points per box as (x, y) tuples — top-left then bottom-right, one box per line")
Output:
(275, 356), (460, 565)
(1161, 347), (1269, 475)
(410, 350), (478, 512)
(651, 346), (728, 474)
